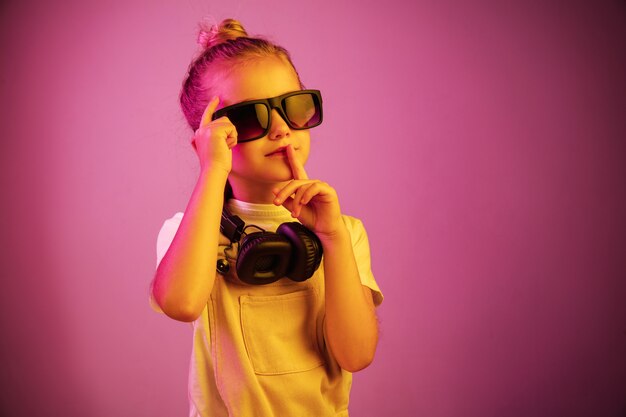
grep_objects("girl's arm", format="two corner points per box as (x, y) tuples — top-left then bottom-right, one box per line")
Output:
(151, 98), (236, 322)
(319, 227), (379, 372)
(273, 146), (379, 372)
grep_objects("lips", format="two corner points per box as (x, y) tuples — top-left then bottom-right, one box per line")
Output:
(265, 146), (289, 157)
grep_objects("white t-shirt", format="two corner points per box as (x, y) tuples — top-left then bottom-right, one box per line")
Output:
(153, 199), (383, 417)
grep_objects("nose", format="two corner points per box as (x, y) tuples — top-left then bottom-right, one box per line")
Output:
(268, 108), (290, 140)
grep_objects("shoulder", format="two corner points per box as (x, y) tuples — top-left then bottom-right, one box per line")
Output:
(158, 212), (184, 237)
(164, 211), (184, 225)
(340, 214), (369, 240)
(340, 214), (383, 306)
(341, 213), (362, 226)
(155, 212), (184, 266)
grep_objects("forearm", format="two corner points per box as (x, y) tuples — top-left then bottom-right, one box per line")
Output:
(152, 167), (228, 321)
(321, 225), (378, 372)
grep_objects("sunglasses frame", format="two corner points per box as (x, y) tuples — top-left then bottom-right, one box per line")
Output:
(211, 89), (323, 142)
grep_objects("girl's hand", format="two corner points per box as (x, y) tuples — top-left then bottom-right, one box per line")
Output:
(192, 97), (237, 174)
(272, 145), (344, 239)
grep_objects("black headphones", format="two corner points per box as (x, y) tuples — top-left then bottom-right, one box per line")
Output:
(217, 208), (323, 285)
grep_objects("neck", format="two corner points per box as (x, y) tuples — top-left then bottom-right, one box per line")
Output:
(229, 177), (290, 204)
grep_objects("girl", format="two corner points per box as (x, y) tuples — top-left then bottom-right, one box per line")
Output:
(151, 18), (383, 417)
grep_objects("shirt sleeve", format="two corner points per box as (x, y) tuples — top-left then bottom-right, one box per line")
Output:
(342, 215), (383, 307)
(156, 212), (184, 267)
(150, 212), (184, 313)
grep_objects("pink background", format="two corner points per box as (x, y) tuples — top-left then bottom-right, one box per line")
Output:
(1, 1), (625, 416)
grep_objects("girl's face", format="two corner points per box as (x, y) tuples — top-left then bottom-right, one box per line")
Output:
(212, 57), (311, 201)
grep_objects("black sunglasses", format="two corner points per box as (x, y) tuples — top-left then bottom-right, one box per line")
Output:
(212, 90), (323, 142)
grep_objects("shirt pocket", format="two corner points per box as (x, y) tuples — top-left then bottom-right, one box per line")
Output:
(240, 289), (325, 375)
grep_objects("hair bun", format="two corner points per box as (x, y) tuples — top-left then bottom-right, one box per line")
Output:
(197, 18), (248, 50)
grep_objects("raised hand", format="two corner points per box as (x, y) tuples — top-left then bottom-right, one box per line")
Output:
(192, 97), (238, 173)
(272, 145), (344, 238)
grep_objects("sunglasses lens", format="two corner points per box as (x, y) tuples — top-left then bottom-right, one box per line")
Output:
(284, 93), (321, 128)
(226, 103), (269, 141)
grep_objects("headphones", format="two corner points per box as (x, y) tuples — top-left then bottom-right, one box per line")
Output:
(217, 208), (323, 285)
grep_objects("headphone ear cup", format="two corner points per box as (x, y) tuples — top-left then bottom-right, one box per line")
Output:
(277, 222), (323, 281)
(236, 232), (292, 285)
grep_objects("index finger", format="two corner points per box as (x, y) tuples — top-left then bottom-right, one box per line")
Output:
(286, 144), (308, 180)
(199, 96), (220, 129)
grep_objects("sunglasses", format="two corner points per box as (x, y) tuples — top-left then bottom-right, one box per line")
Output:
(211, 90), (323, 142)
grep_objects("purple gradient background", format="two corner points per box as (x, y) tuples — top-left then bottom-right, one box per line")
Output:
(1, 0), (625, 416)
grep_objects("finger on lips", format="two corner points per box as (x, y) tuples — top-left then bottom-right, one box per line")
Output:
(286, 144), (308, 180)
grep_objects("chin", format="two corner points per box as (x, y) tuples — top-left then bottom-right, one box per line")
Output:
(263, 166), (294, 182)
(268, 173), (293, 183)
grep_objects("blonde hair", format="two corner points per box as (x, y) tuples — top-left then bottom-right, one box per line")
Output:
(196, 18), (248, 50)
(180, 18), (302, 130)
